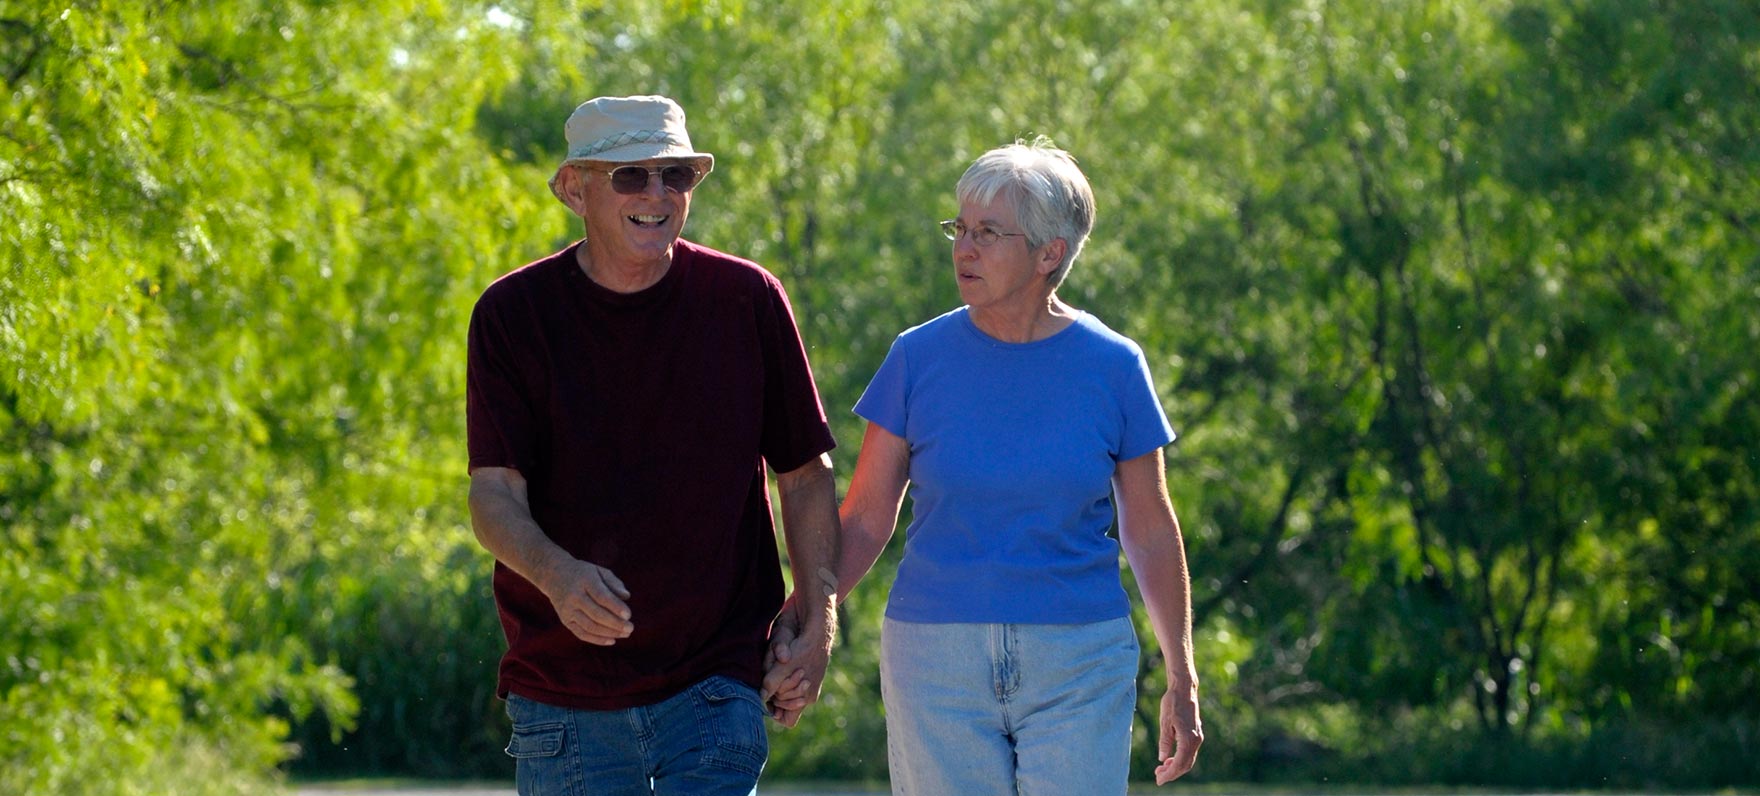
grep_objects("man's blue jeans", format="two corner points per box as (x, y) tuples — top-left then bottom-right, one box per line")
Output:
(504, 675), (767, 796)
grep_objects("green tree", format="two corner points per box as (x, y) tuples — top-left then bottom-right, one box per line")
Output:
(2, 0), (548, 789)
(5, 0), (1756, 789)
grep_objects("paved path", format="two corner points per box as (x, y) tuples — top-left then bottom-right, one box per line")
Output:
(295, 789), (511, 796)
(294, 786), (511, 796)
(292, 785), (1675, 796)
(292, 782), (888, 796)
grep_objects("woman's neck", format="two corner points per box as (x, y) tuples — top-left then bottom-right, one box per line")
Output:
(969, 295), (1078, 343)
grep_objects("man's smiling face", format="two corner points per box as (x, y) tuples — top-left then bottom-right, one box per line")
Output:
(571, 159), (695, 267)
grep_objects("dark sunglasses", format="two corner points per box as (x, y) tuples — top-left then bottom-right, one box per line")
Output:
(592, 164), (704, 195)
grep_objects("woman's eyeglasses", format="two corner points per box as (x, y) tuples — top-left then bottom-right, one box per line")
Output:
(940, 219), (1028, 247)
(594, 164), (704, 194)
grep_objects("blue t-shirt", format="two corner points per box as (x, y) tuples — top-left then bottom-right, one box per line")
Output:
(854, 307), (1176, 623)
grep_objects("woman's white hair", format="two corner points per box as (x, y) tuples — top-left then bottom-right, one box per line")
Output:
(955, 136), (1095, 288)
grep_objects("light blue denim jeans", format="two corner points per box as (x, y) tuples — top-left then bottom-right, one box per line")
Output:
(880, 616), (1139, 795)
(503, 675), (766, 796)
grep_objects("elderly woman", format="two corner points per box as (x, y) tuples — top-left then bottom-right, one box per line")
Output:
(768, 138), (1203, 792)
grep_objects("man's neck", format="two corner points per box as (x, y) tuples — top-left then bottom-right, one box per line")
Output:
(576, 242), (672, 294)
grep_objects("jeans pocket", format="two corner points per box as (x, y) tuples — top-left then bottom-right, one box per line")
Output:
(504, 695), (569, 760)
(506, 720), (567, 759)
(693, 676), (768, 776)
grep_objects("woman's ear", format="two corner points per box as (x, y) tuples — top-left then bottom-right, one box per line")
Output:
(1038, 238), (1068, 276)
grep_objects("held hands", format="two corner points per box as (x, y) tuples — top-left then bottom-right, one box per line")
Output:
(760, 592), (834, 727)
(1155, 680), (1204, 784)
(761, 610), (805, 726)
(540, 556), (633, 645)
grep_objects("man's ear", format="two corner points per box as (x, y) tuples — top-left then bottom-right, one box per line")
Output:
(557, 166), (589, 215)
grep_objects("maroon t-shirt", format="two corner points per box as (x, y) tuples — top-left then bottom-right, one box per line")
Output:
(466, 238), (836, 710)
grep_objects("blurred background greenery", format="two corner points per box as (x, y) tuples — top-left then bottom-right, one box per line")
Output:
(3, 0), (1757, 793)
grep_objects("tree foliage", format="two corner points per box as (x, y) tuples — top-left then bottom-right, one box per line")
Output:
(3, 0), (1756, 791)
(3, 0), (544, 789)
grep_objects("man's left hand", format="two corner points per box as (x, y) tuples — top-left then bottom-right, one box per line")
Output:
(761, 596), (832, 727)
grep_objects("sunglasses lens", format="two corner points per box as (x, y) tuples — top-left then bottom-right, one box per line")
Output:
(610, 166), (650, 193)
(660, 165), (697, 192)
(606, 165), (697, 193)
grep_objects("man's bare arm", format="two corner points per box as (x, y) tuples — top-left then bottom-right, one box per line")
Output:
(763, 453), (840, 725)
(468, 466), (632, 645)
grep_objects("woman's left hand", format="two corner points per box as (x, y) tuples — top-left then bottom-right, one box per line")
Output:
(1154, 682), (1203, 784)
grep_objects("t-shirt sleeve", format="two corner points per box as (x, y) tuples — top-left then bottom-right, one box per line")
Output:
(466, 291), (539, 475)
(853, 336), (909, 439)
(757, 275), (836, 473)
(1115, 342), (1176, 461)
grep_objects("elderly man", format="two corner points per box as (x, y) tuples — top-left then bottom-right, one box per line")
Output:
(466, 94), (839, 796)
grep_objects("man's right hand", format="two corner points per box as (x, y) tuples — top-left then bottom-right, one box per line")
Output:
(468, 468), (634, 645)
(540, 557), (634, 645)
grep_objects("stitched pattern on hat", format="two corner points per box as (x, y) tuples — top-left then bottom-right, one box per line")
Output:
(572, 130), (680, 159)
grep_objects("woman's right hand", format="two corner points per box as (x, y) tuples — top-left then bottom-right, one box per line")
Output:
(762, 595), (813, 725)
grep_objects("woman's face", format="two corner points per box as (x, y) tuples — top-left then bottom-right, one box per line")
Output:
(950, 193), (1057, 312)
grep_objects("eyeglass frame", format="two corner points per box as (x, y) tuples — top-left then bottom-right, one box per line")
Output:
(939, 218), (1030, 247)
(587, 163), (706, 195)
